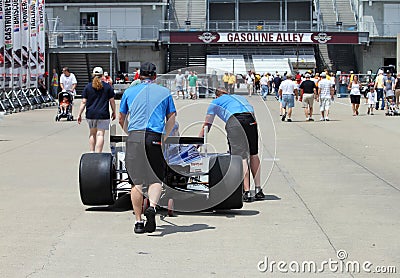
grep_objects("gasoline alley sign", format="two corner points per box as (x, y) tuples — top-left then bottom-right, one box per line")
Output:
(169, 31), (361, 44)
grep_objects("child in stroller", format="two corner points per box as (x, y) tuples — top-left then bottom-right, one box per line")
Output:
(55, 91), (74, 121)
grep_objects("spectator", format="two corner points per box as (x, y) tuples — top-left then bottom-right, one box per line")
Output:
(134, 68), (140, 80)
(188, 71), (198, 99)
(175, 69), (186, 99)
(37, 72), (47, 95)
(383, 71), (395, 115)
(374, 70), (385, 110)
(260, 73), (269, 100)
(51, 68), (59, 98)
(77, 67), (116, 153)
(394, 72), (400, 108)
(60, 67), (77, 96)
(348, 74), (361, 116)
(299, 73), (317, 121)
(101, 72), (113, 86)
(317, 72), (334, 121)
(228, 72), (236, 94)
(119, 62), (176, 234)
(245, 70), (255, 97)
(366, 86), (377, 115)
(278, 73), (298, 122)
(223, 72), (229, 90)
(199, 87), (263, 202)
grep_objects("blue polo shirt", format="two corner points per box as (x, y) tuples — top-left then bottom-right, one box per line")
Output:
(119, 81), (176, 134)
(207, 94), (254, 122)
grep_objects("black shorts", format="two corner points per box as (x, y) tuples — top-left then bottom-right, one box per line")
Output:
(125, 131), (166, 185)
(350, 94), (361, 104)
(225, 113), (258, 159)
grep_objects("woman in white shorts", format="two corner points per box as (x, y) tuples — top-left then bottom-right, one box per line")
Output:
(77, 67), (116, 152)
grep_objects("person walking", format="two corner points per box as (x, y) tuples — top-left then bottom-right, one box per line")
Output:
(260, 73), (269, 100)
(228, 72), (236, 94)
(199, 87), (264, 202)
(174, 69), (186, 99)
(366, 87), (377, 115)
(119, 62), (176, 234)
(223, 72), (229, 90)
(299, 73), (317, 121)
(348, 74), (361, 116)
(245, 70), (255, 97)
(60, 67), (78, 112)
(374, 70), (385, 110)
(278, 73), (298, 122)
(393, 72), (400, 108)
(317, 72), (334, 121)
(188, 71), (198, 99)
(51, 68), (59, 98)
(383, 70), (395, 115)
(77, 67), (116, 153)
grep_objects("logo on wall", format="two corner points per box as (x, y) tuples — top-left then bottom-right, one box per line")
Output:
(313, 33), (332, 44)
(198, 32), (217, 43)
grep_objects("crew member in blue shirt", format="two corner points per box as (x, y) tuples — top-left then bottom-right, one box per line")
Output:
(119, 62), (176, 234)
(199, 88), (264, 202)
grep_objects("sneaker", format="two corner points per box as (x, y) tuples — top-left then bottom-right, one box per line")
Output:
(325, 117), (330, 121)
(134, 221), (145, 234)
(175, 95), (179, 99)
(367, 109), (370, 115)
(287, 118), (292, 122)
(371, 112), (374, 115)
(320, 117), (325, 121)
(306, 117), (309, 121)
(254, 189), (265, 200)
(243, 191), (253, 202)
(281, 113), (286, 121)
(144, 207), (157, 233)
(309, 118), (314, 121)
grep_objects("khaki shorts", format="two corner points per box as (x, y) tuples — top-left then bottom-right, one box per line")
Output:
(302, 93), (314, 108)
(87, 119), (110, 130)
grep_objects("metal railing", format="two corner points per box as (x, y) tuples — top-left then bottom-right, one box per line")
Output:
(48, 28), (117, 49)
(359, 22), (400, 38)
(159, 20), (357, 32)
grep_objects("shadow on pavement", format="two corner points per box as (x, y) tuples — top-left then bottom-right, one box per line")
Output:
(149, 219), (215, 237)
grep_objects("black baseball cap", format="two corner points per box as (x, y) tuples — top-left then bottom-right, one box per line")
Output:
(140, 62), (156, 76)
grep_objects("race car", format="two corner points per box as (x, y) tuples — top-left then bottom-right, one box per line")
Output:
(79, 125), (244, 215)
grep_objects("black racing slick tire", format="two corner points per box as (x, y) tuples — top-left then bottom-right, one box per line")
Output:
(209, 154), (244, 210)
(79, 153), (116, 206)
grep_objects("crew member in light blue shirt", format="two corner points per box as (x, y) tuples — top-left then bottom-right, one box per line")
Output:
(199, 88), (263, 202)
(119, 62), (176, 234)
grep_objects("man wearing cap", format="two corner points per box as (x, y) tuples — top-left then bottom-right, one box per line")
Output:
(299, 73), (317, 121)
(317, 72), (334, 121)
(119, 62), (176, 234)
(77, 67), (116, 152)
(278, 73), (298, 122)
(199, 88), (264, 202)
(101, 72), (113, 86)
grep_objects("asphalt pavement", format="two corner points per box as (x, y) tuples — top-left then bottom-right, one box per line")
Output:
(0, 91), (399, 277)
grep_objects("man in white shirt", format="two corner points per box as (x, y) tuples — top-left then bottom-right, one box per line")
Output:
(175, 69), (186, 99)
(60, 67), (78, 112)
(260, 73), (269, 100)
(246, 70), (255, 96)
(317, 72), (334, 121)
(278, 73), (298, 122)
(60, 67), (77, 95)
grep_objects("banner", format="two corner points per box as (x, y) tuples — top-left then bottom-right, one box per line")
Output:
(21, 0), (29, 87)
(0, 0), (4, 90)
(29, 0), (38, 87)
(12, 0), (21, 88)
(4, 0), (12, 88)
(37, 0), (44, 75)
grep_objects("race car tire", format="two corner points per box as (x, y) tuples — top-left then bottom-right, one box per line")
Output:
(209, 154), (243, 210)
(79, 153), (116, 206)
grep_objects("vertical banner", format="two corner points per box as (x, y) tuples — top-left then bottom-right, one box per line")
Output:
(0, 0), (4, 90)
(4, 0), (12, 89)
(29, 0), (37, 87)
(37, 0), (44, 76)
(12, 0), (21, 89)
(21, 0), (29, 88)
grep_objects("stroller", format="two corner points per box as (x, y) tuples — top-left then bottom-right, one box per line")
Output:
(55, 91), (74, 121)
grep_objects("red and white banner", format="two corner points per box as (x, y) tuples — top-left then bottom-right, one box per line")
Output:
(21, 0), (29, 86)
(4, 0), (12, 88)
(12, 0), (21, 87)
(29, 0), (38, 86)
